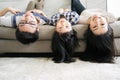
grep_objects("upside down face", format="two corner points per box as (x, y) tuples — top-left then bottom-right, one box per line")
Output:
(89, 15), (108, 35)
(56, 17), (72, 34)
(18, 11), (40, 33)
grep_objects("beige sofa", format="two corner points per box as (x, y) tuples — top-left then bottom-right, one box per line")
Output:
(0, 0), (120, 55)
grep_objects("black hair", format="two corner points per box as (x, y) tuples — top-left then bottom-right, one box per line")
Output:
(51, 30), (79, 63)
(15, 29), (39, 44)
(80, 25), (115, 63)
(60, 14), (66, 19)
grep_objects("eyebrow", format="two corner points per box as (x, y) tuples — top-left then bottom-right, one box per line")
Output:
(93, 28), (98, 31)
(93, 26), (106, 31)
(20, 20), (26, 22)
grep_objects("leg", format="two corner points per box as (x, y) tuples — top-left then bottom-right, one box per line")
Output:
(26, 1), (36, 11)
(71, 0), (85, 15)
(36, 0), (45, 10)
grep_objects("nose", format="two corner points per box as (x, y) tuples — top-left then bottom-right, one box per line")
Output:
(92, 18), (101, 28)
(94, 17), (100, 23)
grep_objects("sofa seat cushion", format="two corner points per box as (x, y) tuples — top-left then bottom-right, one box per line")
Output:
(110, 21), (120, 38)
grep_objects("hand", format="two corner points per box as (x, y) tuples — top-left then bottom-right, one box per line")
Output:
(58, 8), (64, 13)
(8, 7), (20, 14)
(64, 9), (70, 12)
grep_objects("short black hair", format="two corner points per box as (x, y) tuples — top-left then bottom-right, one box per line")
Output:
(15, 29), (39, 44)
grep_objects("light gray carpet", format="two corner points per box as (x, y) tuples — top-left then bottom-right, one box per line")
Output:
(0, 57), (120, 80)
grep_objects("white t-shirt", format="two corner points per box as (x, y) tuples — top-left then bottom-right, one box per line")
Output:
(0, 14), (47, 28)
(80, 9), (116, 23)
(0, 15), (22, 27)
(0, 16), (13, 27)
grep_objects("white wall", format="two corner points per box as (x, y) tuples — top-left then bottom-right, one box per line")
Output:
(107, 0), (120, 17)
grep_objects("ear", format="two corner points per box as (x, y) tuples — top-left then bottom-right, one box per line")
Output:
(37, 25), (40, 31)
(35, 17), (40, 32)
(35, 17), (40, 24)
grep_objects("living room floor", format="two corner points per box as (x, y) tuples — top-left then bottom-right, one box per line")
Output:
(0, 55), (120, 80)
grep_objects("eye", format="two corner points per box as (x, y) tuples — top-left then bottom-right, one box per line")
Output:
(101, 23), (105, 25)
(93, 26), (96, 28)
(29, 21), (36, 25)
(19, 21), (26, 27)
(19, 21), (25, 24)
(66, 26), (68, 28)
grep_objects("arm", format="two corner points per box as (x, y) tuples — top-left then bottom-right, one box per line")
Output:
(0, 7), (20, 16)
(77, 16), (90, 24)
(29, 9), (47, 18)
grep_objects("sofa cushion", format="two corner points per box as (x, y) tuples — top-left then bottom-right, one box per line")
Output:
(1, 22), (120, 40)
(42, 0), (71, 18)
(110, 21), (120, 38)
(0, 25), (87, 40)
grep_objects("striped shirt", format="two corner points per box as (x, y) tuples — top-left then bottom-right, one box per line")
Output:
(13, 12), (49, 28)
(0, 12), (49, 28)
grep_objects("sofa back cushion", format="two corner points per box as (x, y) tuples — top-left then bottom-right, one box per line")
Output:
(42, 0), (71, 18)
(0, 0), (32, 15)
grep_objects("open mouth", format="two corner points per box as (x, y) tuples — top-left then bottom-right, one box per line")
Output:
(60, 19), (66, 22)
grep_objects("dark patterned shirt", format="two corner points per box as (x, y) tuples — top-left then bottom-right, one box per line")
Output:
(49, 11), (79, 26)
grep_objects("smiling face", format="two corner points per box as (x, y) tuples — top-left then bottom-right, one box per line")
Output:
(89, 15), (108, 35)
(55, 17), (72, 34)
(18, 12), (40, 33)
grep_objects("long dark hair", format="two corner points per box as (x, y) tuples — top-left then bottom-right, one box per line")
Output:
(51, 29), (79, 63)
(80, 25), (115, 63)
(51, 30), (79, 52)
